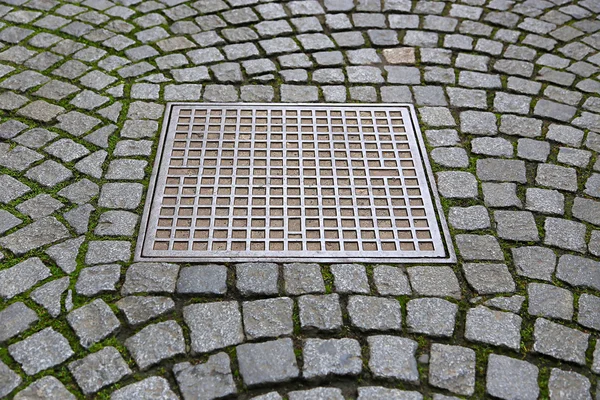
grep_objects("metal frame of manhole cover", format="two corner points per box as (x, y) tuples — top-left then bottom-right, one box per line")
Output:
(135, 103), (455, 263)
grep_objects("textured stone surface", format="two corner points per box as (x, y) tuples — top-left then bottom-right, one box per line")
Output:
(125, 321), (186, 370)
(9, 328), (73, 375)
(111, 377), (178, 400)
(68, 347), (131, 394)
(465, 306), (521, 350)
(237, 338), (299, 386)
(533, 318), (589, 365)
(429, 344), (475, 396)
(303, 338), (362, 379)
(183, 301), (244, 354)
(174, 353), (237, 400)
(368, 336), (418, 382)
(67, 299), (120, 348)
(486, 355), (539, 400)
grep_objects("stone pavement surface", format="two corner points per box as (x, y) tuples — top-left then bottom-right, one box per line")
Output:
(0, 0), (599, 398)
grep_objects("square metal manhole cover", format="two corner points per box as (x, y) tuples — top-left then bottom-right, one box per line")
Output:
(136, 103), (454, 263)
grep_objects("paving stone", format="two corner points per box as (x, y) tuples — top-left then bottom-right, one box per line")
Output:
(455, 234), (504, 261)
(548, 369), (592, 400)
(85, 241), (131, 265)
(0, 302), (38, 342)
(419, 107), (456, 127)
(486, 355), (539, 400)
(176, 264), (227, 295)
(406, 298), (458, 337)
(184, 301), (244, 354)
(69, 347), (130, 395)
(572, 197), (600, 226)
(511, 246), (556, 281)
(0, 257), (50, 299)
(577, 294), (600, 330)
(0, 210), (21, 235)
(125, 320), (185, 370)
(495, 210), (540, 242)
(460, 111), (497, 135)
(533, 318), (589, 364)
(16, 194), (63, 220)
(25, 160), (72, 187)
(588, 231), (600, 256)
(347, 296), (402, 331)
(528, 283), (573, 320)
(517, 138), (550, 161)
(95, 211), (138, 237)
(118, 292), (173, 324)
(111, 376), (178, 400)
(76, 264), (120, 296)
(235, 262), (279, 296)
(544, 217), (587, 253)
(98, 182), (143, 210)
(174, 353), (237, 400)
(367, 335), (418, 382)
(357, 387), (423, 400)
(373, 265), (411, 295)
(45, 236), (84, 274)
(430, 147), (469, 168)
(288, 388), (344, 400)
(558, 148), (591, 168)
(14, 376), (75, 400)
(237, 338), (299, 386)
(303, 338), (362, 379)
(525, 188), (564, 215)
(298, 294), (344, 331)
(284, 263), (325, 295)
(0, 174), (30, 204)
(330, 264), (370, 294)
(448, 206), (490, 231)
(0, 361), (21, 398)
(471, 137), (513, 157)
(557, 254), (600, 291)
(463, 263), (516, 294)
(436, 171), (478, 199)
(465, 306), (521, 349)
(9, 327), (73, 375)
(243, 297), (293, 340)
(67, 299), (120, 348)
(121, 262), (179, 294)
(407, 266), (461, 299)
(477, 159), (527, 183)
(482, 182), (522, 208)
(429, 344), (475, 396)
(484, 295), (525, 314)
(30, 277), (69, 318)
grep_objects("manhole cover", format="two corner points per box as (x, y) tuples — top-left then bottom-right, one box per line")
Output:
(136, 103), (454, 263)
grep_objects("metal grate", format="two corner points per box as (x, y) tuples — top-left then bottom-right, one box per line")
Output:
(136, 103), (454, 263)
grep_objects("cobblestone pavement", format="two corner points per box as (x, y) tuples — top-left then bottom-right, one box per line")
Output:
(0, 0), (600, 398)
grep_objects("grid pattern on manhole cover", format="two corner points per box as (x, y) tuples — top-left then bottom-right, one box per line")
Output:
(136, 103), (454, 263)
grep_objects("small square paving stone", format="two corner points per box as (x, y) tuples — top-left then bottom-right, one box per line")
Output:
(13, 376), (75, 400)
(46, 236), (84, 274)
(550, 369), (592, 400)
(121, 263), (179, 294)
(0, 174), (30, 204)
(14, 128), (57, 149)
(517, 138), (550, 162)
(544, 217), (587, 253)
(556, 255), (600, 291)
(373, 265), (411, 296)
(298, 294), (343, 331)
(68, 347), (131, 395)
(0, 361), (21, 398)
(528, 283), (573, 321)
(0, 302), (38, 342)
(436, 171), (478, 199)
(482, 182), (522, 208)
(477, 159), (527, 183)
(75, 264), (120, 296)
(347, 296), (402, 331)
(289, 388), (344, 400)
(471, 137), (513, 157)
(184, 301), (244, 354)
(94, 211), (138, 236)
(25, 160), (72, 187)
(460, 111), (498, 135)
(533, 318), (589, 365)
(85, 241), (131, 265)
(98, 183), (143, 209)
(536, 164), (578, 192)
(243, 297), (293, 340)
(110, 376), (178, 400)
(486, 355), (539, 400)
(465, 306), (521, 350)
(407, 266), (461, 299)
(237, 338), (299, 386)
(116, 296), (175, 326)
(284, 263), (325, 295)
(0, 210), (21, 234)
(577, 294), (600, 330)
(511, 246), (556, 281)
(125, 320), (186, 370)
(16, 194), (63, 220)
(494, 210), (540, 242)
(236, 262), (279, 296)
(463, 263), (515, 294)
(303, 338), (362, 379)
(406, 298), (458, 338)
(105, 159), (147, 180)
(176, 264), (227, 295)
(67, 299), (120, 348)
(429, 344), (475, 396)
(174, 353), (237, 400)
(0, 257), (50, 299)
(330, 264), (370, 294)
(430, 148), (469, 168)
(448, 206), (490, 230)
(456, 234), (504, 261)
(368, 336), (418, 382)
(280, 85), (319, 102)
(8, 327), (74, 375)
(419, 107), (456, 127)
(525, 188), (565, 215)
(31, 277), (69, 318)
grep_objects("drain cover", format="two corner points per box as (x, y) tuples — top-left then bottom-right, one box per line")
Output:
(136, 103), (454, 263)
